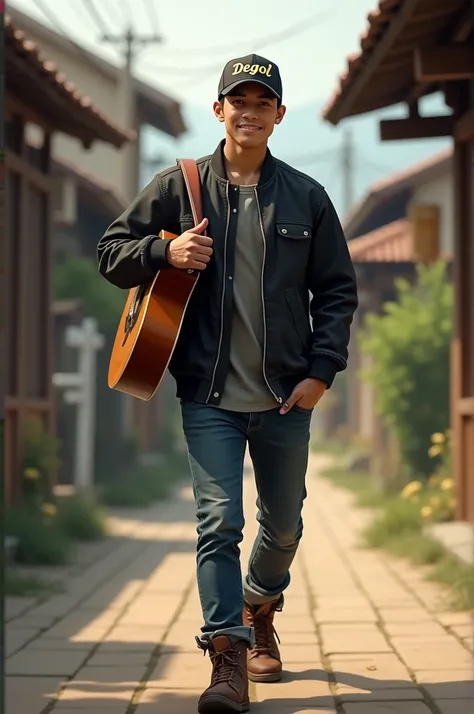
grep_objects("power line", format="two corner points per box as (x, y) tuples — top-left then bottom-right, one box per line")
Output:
(142, 0), (161, 35)
(139, 9), (334, 77)
(81, 0), (109, 36)
(34, 0), (117, 66)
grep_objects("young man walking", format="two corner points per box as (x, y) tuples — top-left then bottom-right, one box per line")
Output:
(98, 54), (358, 712)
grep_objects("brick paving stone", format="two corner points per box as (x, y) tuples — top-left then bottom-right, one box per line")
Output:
(342, 703), (432, 714)
(316, 608), (377, 623)
(252, 706), (337, 714)
(6, 676), (62, 713)
(136, 688), (205, 712)
(392, 643), (472, 671)
(336, 687), (423, 701)
(415, 670), (474, 699)
(148, 652), (210, 689)
(7, 649), (89, 676)
(254, 667), (334, 708)
(279, 644), (322, 664)
(383, 622), (447, 637)
(7, 455), (473, 714)
(86, 651), (152, 667)
(434, 700), (474, 714)
(329, 653), (413, 688)
(377, 608), (433, 623)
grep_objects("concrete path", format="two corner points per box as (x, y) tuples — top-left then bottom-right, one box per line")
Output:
(6, 454), (473, 714)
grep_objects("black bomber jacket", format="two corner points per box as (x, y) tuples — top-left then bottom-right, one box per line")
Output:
(97, 140), (358, 407)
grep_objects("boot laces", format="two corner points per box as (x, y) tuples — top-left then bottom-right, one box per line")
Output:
(247, 609), (281, 654)
(196, 637), (242, 685)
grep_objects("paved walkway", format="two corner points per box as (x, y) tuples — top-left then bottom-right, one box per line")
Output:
(6, 454), (473, 714)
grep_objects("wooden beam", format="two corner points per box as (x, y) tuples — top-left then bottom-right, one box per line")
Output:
(380, 115), (455, 141)
(414, 45), (474, 82)
(326, 0), (420, 124)
(455, 108), (474, 142)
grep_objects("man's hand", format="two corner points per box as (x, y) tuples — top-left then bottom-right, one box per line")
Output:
(280, 377), (327, 415)
(167, 217), (213, 271)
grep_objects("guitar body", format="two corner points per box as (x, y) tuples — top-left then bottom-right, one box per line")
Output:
(108, 230), (199, 401)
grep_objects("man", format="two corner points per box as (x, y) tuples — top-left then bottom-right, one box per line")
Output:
(98, 53), (358, 713)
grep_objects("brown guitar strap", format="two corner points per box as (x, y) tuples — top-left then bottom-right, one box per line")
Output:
(178, 159), (204, 230)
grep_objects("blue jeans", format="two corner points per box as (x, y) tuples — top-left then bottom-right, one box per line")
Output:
(181, 402), (311, 645)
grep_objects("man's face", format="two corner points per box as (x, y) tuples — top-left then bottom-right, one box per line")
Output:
(213, 82), (286, 148)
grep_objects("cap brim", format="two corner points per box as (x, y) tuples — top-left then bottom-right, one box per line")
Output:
(220, 79), (281, 100)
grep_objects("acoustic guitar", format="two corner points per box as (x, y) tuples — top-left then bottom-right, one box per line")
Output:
(108, 159), (204, 400)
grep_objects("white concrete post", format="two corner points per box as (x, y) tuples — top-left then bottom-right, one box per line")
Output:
(52, 317), (104, 491)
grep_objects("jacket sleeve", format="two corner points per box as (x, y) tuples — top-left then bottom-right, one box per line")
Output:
(306, 189), (358, 388)
(97, 175), (174, 289)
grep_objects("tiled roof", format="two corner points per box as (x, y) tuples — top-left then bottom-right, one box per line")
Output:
(8, 6), (186, 138)
(322, 0), (470, 124)
(349, 219), (415, 262)
(5, 15), (135, 148)
(344, 147), (452, 236)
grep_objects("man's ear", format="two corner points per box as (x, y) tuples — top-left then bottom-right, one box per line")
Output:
(213, 100), (225, 122)
(275, 105), (286, 125)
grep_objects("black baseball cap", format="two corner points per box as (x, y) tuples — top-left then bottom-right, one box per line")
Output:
(218, 54), (282, 104)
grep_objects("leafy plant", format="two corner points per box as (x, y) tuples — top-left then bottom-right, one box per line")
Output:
(22, 417), (62, 506)
(56, 494), (108, 541)
(54, 256), (124, 332)
(358, 261), (452, 478)
(5, 505), (72, 565)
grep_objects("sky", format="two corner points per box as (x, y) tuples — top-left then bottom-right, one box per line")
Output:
(13, 0), (380, 108)
(12, 0), (451, 215)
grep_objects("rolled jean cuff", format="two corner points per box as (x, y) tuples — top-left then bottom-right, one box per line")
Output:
(243, 574), (286, 606)
(197, 626), (255, 648)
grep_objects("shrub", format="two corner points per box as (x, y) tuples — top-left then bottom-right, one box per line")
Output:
(5, 569), (59, 597)
(56, 494), (108, 541)
(358, 261), (452, 479)
(100, 458), (185, 508)
(6, 505), (72, 565)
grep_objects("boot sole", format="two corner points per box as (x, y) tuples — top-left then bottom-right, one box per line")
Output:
(198, 694), (250, 713)
(248, 671), (282, 683)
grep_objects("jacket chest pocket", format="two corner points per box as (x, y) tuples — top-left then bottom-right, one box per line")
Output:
(276, 222), (312, 240)
(274, 222), (312, 282)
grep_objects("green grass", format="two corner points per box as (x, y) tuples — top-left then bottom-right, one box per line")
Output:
(5, 569), (61, 597)
(428, 554), (474, 611)
(321, 466), (390, 508)
(320, 464), (473, 612)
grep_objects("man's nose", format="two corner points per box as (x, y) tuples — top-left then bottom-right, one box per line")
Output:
(242, 107), (259, 120)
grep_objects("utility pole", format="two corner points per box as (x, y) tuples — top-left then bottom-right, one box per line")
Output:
(102, 28), (162, 202)
(341, 128), (355, 216)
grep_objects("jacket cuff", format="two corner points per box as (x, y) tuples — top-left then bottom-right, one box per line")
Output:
(308, 356), (340, 389)
(147, 236), (173, 271)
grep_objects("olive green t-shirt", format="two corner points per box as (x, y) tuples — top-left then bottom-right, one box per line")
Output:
(218, 186), (277, 412)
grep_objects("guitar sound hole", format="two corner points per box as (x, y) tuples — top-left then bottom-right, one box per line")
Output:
(122, 286), (146, 346)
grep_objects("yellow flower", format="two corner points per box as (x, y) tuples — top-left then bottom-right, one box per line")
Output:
(401, 481), (423, 499)
(428, 444), (443, 458)
(431, 432), (445, 444)
(429, 496), (441, 509)
(421, 506), (433, 518)
(41, 503), (57, 517)
(24, 467), (40, 480)
(428, 475), (442, 488)
(440, 478), (453, 491)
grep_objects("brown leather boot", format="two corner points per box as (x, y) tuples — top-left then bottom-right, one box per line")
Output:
(197, 635), (250, 713)
(243, 600), (283, 682)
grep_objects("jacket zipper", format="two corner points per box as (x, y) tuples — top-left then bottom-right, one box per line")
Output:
(254, 188), (283, 405)
(206, 181), (231, 402)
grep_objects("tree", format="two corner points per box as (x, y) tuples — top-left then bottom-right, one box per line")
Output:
(358, 261), (452, 478)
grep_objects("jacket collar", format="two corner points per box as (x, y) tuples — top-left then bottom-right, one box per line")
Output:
(210, 139), (276, 187)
